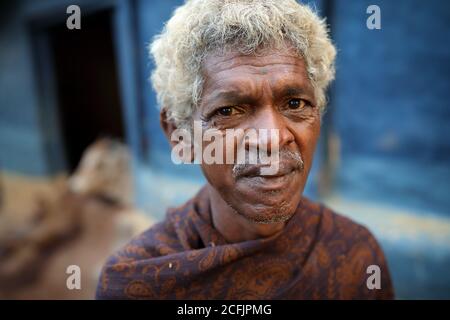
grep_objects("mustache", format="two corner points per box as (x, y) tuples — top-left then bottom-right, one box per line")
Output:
(232, 149), (304, 178)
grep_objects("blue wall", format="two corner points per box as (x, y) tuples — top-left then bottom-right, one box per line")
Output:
(135, 0), (204, 179)
(332, 0), (450, 215)
(0, 2), (50, 175)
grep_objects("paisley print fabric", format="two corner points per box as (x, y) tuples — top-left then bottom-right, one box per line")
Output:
(96, 187), (394, 299)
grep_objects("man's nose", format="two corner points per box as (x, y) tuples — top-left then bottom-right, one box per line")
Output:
(244, 106), (295, 153)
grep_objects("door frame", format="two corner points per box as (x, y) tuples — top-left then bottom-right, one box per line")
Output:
(26, 0), (144, 174)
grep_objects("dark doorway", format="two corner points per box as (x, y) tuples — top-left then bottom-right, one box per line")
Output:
(48, 10), (124, 171)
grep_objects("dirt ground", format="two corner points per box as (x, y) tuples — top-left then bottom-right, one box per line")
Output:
(0, 171), (153, 299)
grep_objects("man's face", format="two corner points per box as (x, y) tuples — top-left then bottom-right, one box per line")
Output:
(193, 48), (321, 223)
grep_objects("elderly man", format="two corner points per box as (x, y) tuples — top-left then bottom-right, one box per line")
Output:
(96, 0), (394, 299)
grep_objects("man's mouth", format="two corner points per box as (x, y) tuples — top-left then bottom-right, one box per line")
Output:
(234, 158), (302, 190)
(237, 162), (296, 178)
(232, 149), (304, 190)
(239, 167), (298, 191)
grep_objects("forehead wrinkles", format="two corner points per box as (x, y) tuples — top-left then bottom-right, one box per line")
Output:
(201, 53), (314, 102)
(203, 51), (305, 76)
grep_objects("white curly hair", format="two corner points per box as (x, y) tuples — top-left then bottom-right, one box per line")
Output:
(150, 0), (336, 129)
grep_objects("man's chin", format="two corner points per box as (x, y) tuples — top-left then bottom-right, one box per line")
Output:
(225, 183), (302, 224)
(231, 200), (297, 224)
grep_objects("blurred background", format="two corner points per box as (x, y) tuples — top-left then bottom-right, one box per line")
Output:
(0, 0), (449, 299)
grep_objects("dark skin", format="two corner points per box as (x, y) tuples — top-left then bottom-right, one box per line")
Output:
(161, 47), (321, 243)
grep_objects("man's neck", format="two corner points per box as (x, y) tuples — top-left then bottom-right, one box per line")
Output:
(207, 184), (286, 243)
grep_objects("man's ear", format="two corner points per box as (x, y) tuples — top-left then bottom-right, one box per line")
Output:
(160, 108), (195, 163)
(160, 108), (179, 148)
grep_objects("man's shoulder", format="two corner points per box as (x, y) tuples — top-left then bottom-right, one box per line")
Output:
(95, 219), (178, 299)
(108, 217), (176, 262)
(299, 196), (391, 271)
(298, 197), (394, 299)
(301, 197), (380, 247)
(99, 195), (201, 276)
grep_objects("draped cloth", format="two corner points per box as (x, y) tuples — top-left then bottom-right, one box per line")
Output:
(96, 187), (394, 299)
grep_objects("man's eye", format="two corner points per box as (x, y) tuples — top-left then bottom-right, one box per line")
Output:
(216, 106), (239, 116)
(288, 98), (307, 109)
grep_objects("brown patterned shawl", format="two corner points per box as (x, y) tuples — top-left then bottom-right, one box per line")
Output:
(96, 187), (394, 299)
